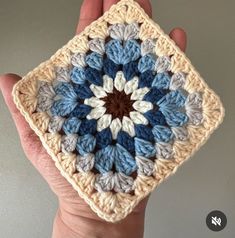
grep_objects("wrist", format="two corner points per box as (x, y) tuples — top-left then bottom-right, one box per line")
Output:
(52, 200), (146, 238)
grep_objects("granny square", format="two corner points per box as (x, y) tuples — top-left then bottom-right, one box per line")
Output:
(12, 0), (224, 222)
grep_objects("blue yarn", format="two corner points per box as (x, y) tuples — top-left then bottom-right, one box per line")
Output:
(162, 111), (188, 127)
(114, 144), (137, 175)
(139, 70), (155, 88)
(78, 119), (97, 136)
(105, 39), (141, 65)
(152, 125), (173, 142)
(134, 124), (154, 142)
(158, 90), (186, 111)
(76, 134), (96, 156)
(138, 54), (155, 73)
(105, 39), (123, 65)
(86, 52), (103, 71)
(123, 60), (139, 81)
(54, 83), (77, 100)
(51, 99), (78, 117)
(143, 87), (168, 104)
(69, 104), (91, 118)
(152, 72), (170, 89)
(73, 83), (94, 99)
(70, 67), (86, 85)
(95, 145), (115, 174)
(144, 110), (166, 127)
(63, 117), (81, 134)
(85, 67), (103, 86)
(103, 57), (120, 79)
(95, 128), (113, 149)
(117, 131), (135, 154)
(134, 138), (156, 158)
(122, 40), (141, 64)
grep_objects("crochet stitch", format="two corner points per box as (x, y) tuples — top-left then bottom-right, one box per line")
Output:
(12, 0), (224, 222)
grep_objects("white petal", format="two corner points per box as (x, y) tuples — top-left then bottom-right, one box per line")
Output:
(94, 172), (115, 192)
(90, 84), (107, 98)
(61, 134), (78, 153)
(97, 114), (112, 131)
(124, 22), (140, 41)
(103, 75), (113, 93)
(132, 101), (153, 113)
(129, 111), (148, 125)
(88, 38), (105, 55)
(114, 173), (134, 193)
(141, 39), (155, 56)
(155, 142), (174, 159)
(114, 71), (126, 91)
(135, 156), (155, 176)
(131, 87), (150, 100)
(122, 116), (135, 137)
(110, 118), (122, 139)
(76, 153), (95, 173)
(71, 53), (87, 68)
(155, 56), (171, 73)
(109, 23), (125, 40)
(169, 72), (186, 90)
(84, 97), (105, 107)
(87, 107), (106, 120)
(124, 76), (139, 95)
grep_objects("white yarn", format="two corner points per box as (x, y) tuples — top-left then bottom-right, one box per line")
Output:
(114, 71), (126, 92)
(103, 75), (114, 93)
(132, 100), (153, 113)
(155, 56), (171, 73)
(114, 173), (134, 193)
(87, 106), (106, 120)
(94, 172), (115, 192)
(169, 72), (186, 90)
(108, 23), (125, 40)
(61, 134), (78, 153)
(124, 22), (140, 41)
(129, 111), (148, 125)
(71, 52), (87, 68)
(76, 153), (95, 173)
(97, 114), (112, 132)
(171, 127), (188, 141)
(90, 84), (107, 98)
(135, 156), (155, 176)
(124, 76), (139, 95)
(141, 39), (155, 56)
(155, 142), (173, 159)
(110, 118), (122, 139)
(122, 116), (135, 137)
(88, 38), (105, 55)
(130, 87), (150, 100)
(84, 97), (105, 107)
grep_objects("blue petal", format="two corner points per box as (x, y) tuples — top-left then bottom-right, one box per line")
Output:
(123, 61), (139, 81)
(96, 128), (113, 149)
(51, 99), (77, 117)
(105, 39), (123, 65)
(158, 90), (186, 111)
(86, 52), (103, 70)
(139, 70), (155, 88)
(152, 125), (173, 142)
(85, 67), (103, 86)
(138, 54), (155, 73)
(78, 119), (97, 136)
(76, 134), (96, 156)
(63, 117), (81, 134)
(134, 138), (156, 158)
(122, 40), (141, 64)
(117, 131), (135, 154)
(143, 87), (168, 103)
(115, 144), (137, 175)
(134, 124), (154, 142)
(152, 72), (170, 89)
(163, 111), (188, 127)
(103, 57), (120, 79)
(69, 104), (91, 118)
(54, 83), (77, 100)
(73, 83), (94, 99)
(95, 145), (115, 174)
(144, 110), (166, 127)
(70, 67), (86, 84)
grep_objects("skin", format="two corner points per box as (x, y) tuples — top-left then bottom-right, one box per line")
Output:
(0, 1), (187, 237)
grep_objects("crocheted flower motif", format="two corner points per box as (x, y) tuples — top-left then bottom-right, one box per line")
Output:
(36, 22), (203, 193)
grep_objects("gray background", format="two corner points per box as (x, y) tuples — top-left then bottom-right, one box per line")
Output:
(0, 0), (234, 237)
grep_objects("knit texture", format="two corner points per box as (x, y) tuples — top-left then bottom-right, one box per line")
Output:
(12, 0), (224, 222)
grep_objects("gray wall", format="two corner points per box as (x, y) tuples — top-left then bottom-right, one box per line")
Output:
(0, 0), (234, 237)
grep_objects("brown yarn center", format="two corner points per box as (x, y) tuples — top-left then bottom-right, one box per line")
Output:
(102, 89), (134, 119)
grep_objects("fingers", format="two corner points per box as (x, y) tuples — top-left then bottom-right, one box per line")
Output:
(103, 0), (119, 12)
(169, 28), (187, 52)
(136, 0), (152, 17)
(103, 0), (152, 17)
(76, 0), (103, 34)
(0, 74), (43, 153)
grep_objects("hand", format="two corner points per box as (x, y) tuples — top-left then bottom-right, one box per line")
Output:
(0, 1), (187, 237)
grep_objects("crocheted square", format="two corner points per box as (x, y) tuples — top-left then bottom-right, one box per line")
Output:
(12, 0), (224, 222)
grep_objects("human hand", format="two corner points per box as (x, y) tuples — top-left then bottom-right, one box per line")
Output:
(0, 0), (187, 237)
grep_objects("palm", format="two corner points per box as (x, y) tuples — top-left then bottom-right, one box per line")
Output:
(0, 0), (187, 221)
